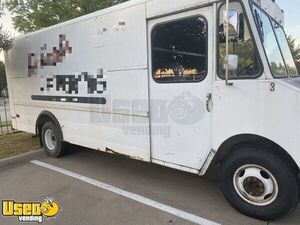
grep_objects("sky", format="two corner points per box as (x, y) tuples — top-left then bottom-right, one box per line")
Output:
(0, 0), (299, 62)
(277, 0), (300, 43)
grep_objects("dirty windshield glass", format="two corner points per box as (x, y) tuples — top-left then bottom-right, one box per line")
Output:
(252, 4), (299, 77)
(273, 22), (299, 76)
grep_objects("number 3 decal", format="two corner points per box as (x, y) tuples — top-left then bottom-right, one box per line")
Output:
(270, 83), (275, 92)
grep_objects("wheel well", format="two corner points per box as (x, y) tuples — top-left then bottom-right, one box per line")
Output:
(35, 111), (64, 145)
(214, 134), (300, 175)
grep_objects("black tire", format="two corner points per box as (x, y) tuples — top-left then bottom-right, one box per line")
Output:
(218, 145), (300, 220)
(41, 121), (65, 158)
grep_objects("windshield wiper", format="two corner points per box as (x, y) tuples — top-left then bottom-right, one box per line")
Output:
(254, 9), (264, 43)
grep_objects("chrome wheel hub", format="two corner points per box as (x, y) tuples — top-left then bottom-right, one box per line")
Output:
(44, 129), (57, 151)
(233, 164), (279, 206)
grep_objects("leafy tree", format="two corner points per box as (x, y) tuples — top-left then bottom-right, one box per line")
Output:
(0, 1), (13, 50)
(5, 0), (128, 33)
(0, 1), (12, 95)
(288, 35), (300, 73)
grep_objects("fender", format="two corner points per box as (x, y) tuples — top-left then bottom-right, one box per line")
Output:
(35, 111), (64, 142)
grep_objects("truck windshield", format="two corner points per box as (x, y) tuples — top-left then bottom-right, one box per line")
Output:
(251, 3), (299, 78)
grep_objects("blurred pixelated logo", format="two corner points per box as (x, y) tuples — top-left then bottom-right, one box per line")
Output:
(29, 34), (108, 105)
(2, 197), (60, 223)
(28, 34), (72, 77)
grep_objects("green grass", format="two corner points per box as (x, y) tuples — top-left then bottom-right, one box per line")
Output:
(0, 120), (12, 127)
(0, 132), (41, 160)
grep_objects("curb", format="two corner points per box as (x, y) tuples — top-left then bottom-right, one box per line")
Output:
(0, 149), (46, 170)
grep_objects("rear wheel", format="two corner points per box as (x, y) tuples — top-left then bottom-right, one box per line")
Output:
(41, 121), (65, 158)
(218, 146), (300, 220)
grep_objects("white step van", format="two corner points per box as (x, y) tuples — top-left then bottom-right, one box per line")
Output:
(4, 0), (300, 220)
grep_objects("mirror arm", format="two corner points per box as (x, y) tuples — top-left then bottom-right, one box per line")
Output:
(225, 0), (233, 86)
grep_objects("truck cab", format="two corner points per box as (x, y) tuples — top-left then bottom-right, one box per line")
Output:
(209, 0), (300, 220)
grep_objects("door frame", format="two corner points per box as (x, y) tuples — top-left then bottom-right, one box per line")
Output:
(146, 4), (216, 173)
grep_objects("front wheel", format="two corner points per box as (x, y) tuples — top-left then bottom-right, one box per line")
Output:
(218, 146), (300, 220)
(41, 121), (65, 158)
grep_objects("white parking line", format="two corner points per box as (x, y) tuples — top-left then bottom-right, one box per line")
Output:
(31, 160), (221, 225)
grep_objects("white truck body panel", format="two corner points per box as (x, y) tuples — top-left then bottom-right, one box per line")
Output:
(5, 2), (151, 161)
(5, 0), (300, 174)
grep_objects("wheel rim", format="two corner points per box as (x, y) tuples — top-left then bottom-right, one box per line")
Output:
(233, 164), (279, 206)
(44, 129), (57, 151)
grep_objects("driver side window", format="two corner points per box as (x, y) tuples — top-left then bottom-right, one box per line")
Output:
(218, 2), (262, 78)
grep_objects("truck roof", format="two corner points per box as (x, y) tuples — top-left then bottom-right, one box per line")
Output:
(16, 0), (218, 40)
(15, 0), (283, 40)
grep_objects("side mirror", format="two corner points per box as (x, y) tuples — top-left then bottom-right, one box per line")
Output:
(224, 9), (240, 39)
(224, 54), (239, 71)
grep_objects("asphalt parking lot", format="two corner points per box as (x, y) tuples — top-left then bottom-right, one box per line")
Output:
(0, 147), (299, 225)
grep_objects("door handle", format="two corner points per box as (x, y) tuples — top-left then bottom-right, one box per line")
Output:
(206, 93), (212, 112)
